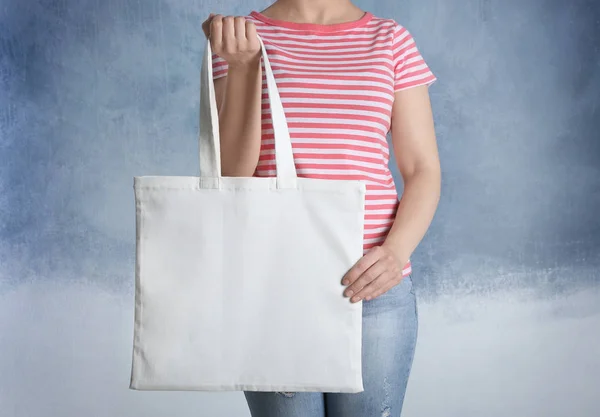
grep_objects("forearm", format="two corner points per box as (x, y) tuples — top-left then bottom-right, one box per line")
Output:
(218, 58), (263, 176)
(382, 167), (441, 264)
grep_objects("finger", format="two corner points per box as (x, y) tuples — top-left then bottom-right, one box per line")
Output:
(357, 275), (401, 302)
(245, 19), (257, 41)
(342, 246), (384, 286)
(234, 16), (247, 40)
(202, 13), (216, 38)
(221, 16), (235, 50)
(209, 15), (223, 48)
(344, 259), (387, 298)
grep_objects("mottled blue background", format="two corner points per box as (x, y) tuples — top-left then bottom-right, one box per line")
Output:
(1, 0), (599, 416)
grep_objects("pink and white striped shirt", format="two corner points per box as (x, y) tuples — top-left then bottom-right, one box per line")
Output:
(212, 11), (436, 277)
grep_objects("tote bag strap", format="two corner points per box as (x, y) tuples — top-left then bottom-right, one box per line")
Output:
(199, 35), (297, 188)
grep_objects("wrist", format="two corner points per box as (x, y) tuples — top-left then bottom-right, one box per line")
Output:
(227, 55), (261, 71)
(381, 239), (409, 267)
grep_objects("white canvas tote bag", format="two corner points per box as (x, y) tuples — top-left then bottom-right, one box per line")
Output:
(130, 35), (366, 393)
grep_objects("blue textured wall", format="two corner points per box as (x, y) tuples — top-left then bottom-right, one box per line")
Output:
(1, 0), (599, 416)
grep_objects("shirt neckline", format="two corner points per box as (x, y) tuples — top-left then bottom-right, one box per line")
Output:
(249, 10), (373, 32)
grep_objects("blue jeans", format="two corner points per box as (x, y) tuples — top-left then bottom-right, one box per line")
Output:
(244, 274), (418, 417)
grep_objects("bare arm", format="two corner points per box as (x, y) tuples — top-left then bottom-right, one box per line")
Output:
(382, 85), (441, 263)
(214, 59), (263, 176)
(204, 15), (263, 177)
(342, 85), (441, 302)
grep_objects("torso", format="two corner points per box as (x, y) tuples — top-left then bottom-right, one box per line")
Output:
(213, 11), (413, 276)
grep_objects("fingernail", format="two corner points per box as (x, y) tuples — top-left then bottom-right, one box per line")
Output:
(351, 296), (361, 303)
(342, 280), (349, 285)
(345, 290), (353, 297)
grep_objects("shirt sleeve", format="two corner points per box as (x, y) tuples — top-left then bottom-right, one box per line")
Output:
(212, 53), (229, 80)
(392, 23), (437, 92)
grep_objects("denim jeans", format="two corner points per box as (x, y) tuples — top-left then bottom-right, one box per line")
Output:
(244, 274), (418, 417)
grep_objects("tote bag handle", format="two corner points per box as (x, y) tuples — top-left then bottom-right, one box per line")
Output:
(199, 35), (297, 187)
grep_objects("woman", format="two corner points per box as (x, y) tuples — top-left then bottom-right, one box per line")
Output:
(201, 0), (441, 415)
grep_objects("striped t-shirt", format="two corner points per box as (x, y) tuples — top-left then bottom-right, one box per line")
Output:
(212, 11), (436, 277)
